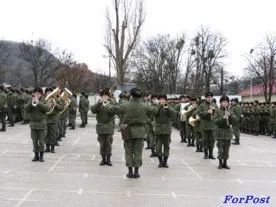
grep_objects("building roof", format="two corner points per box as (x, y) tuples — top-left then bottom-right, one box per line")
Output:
(239, 83), (276, 96)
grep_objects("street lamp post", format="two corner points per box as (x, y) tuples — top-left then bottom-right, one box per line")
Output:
(103, 54), (112, 87)
(249, 49), (254, 101)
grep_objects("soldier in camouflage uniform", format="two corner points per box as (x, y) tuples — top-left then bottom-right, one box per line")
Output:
(7, 88), (19, 127)
(213, 95), (238, 169)
(270, 102), (276, 138)
(230, 98), (242, 145)
(154, 94), (175, 168)
(44, 88), (64, 153)
(147, 94), (158, 157)
(79, 92), (87, 128)
(110, 87), (157, 178)
(84, 94), (90, 125)
(0, 86), (7, 132)
(197, 92), (218, 159)
(19, 88), (29, 124)
(91, 88), (116, 166)
(265, 102), (272, 136)
(174, 95), (188, 143)
(25, 87), (50, 162)
(68, 93), (77, 130)
(251, 100), (260, 136)
(185, 97), (198, 147)
(191, 100), (203, 152)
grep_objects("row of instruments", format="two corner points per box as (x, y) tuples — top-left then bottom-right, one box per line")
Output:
(32, 87), (73, 115)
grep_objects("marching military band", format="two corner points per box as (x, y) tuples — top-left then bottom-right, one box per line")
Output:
(0, 85), (275, 178)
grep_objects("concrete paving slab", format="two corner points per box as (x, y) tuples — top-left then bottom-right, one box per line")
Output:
(0, 118), (275, 206)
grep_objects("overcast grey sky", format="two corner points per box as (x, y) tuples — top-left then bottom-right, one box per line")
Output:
(1, 0), (276, 77)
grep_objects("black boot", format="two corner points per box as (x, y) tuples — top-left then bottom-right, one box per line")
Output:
(180, 135), (184, 143)
(222, 159), (230, 169)
(163, 156), (169, 168)
(126, 167), (133, 178)
(145, 141), (150, 149)
(183, 137), (187, 143)
(79, 123), (85, 128)
(191, 139), (195, 146)
(158, 157), (163, 168)
(150, 147), (157, 157)
(106, 155), (112, 166)
(271, 134), (276, 139)
(55, 142), (60, 146)
(69, 126), (75, 130)
(232, 138), (240, 145)
(187, 138), (192, 147)
(99, 155), (106, 166)
(204, 149), (208, 159)
(1, 126), (6, 132)
(199, 144), (203, 152)
(39, 152), (44, 162)
(32, 152), (39, 162)
(44, 144), (50, 152)
(57, 135), (62, 141)
(218, 159), (223, 169)
(133, 167), (140, 178)
(196, 144), (200, 152)
(50, 145), (55, 153)
(208, 149), (215, 159)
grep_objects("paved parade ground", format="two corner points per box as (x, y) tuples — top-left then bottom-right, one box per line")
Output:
(0, 118), (275, 207)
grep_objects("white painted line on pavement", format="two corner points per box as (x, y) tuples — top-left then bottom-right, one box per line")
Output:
(181, 158), (203, 180)
(15, 189), (33, 207)
(265, 161), (275, 167)
(48, 154), (67, 173)
(4, 169), (11, 174)
(126, 190), (131, 197)
(84, 173), (88, 178)
(161, 176), (166, 181)
(91, 155), (96, 160)
(72, 129), (88, 146)
(171, 192), (177, 198)
(78, 189), (83, 195)
(150, 158), (155, 163)
(1, 150), (8, 155)
(236, 179), (244, 184)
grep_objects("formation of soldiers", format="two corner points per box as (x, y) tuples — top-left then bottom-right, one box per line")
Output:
(1, 84), (274, 178)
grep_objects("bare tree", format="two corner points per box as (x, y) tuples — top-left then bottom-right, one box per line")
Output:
(18, 38), (72, 87)
(245, 34), (276, 102)
(104, 0), (145, 89)
(131, 34), (185, 94)
(190, 26), (227, 95)
(0, 40), (10, 83)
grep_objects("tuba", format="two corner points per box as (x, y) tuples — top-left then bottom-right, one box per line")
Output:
(189, 115), (200, 127)
(180, 103), (188, 121)
(45, 87), (61, 115)
(60, 88), (73, 114)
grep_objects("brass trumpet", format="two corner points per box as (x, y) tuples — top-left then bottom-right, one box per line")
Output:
(32, 97), (38, 106)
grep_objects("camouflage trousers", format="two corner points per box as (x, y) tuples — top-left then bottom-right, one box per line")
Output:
(80, 111), (86, 124)
(31, 129), (46, 152)
(124, 138), (144, 168)
(145, 124), (155, 148)
(0, 112), (6, 128)
(232, 125), (240, 140)
(179, 121), (186, 138)
(45, 123), (58, 145)
(68, 114), (76, 128)
(156, 134), (171, 157)
(98, 134), (113, 155)
(202, 130), (215, 150)
(186, 123), (194, 139)
(216, 139), (231, 160)
(194, 131), (202, 145)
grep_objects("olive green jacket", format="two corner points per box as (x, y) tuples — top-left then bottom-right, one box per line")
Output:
(0, 92), (7, 109)
(213, 107), (238, 140)
(197, 101), (218, 131)
(25, 97), (50, 130)
(109, 98), (157, 138)
(154, 105), (175, 134)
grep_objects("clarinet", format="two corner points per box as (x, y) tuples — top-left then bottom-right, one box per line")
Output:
(225, 106), (230, 126)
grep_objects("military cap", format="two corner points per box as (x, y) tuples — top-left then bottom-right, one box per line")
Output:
(190, 97), (197, 102)
(205, 91), (213, 97)
(45, 87), (53, 93)
(186, 95), (191, 100)
(179, 95), (186, 100)
(119, 93), (123, 98)
(254, 100), (259, 104)
(220, 95), (229, 103)
(0, 85), (4, 90)
(151, 94), (158, 99)
(130, 87), (143, 98)
(158, 94), (167, 100)
(33, 87), (43, 94)
(100, 88), (110, 97)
